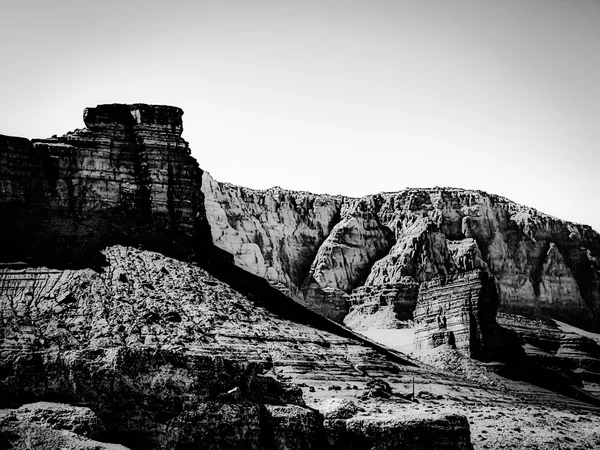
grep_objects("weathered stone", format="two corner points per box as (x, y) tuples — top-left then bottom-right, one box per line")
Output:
(0, 104), (208, 266)
(319, 398), (361, 419)
(4, 103), (600, 449)
(414, 271), (501, 360)
(345, 280), (420, 330)
(0, 245), (475, 449)
(202, 172), (345, 317)
(203, 183), (600, 330)
(325, 413), (473, 450)
(0, 402), (126, 449)
(261, 404), (325, 449)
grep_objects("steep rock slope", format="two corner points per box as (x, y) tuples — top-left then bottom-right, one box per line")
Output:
(204, 183), (600, 329)
(1, 245), (478, 449)
(4, 245), (600, 450)
(202, 172), (350, 318)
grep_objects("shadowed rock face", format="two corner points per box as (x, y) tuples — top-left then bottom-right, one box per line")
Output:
(83, 103), (184, 133)
(0, 104), (209, 267)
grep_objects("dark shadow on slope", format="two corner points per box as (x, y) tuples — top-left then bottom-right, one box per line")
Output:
(491, 325), (600, 407)
(201, 245), (418, 368)
(493, 358), (600, 407)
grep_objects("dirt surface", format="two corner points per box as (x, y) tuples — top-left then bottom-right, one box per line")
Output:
(348, 326), (600, 450)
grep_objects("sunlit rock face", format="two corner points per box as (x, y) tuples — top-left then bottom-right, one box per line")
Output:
(204, 183), (600, 328)
(343, 189), (600, 329)
(202, 172), (349, 317)
(0, 104), (207, 266)
(301, 198), (396, 321)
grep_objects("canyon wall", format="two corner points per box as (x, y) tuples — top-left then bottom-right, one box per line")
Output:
(4, 103), (600, 447)
(0, 104), (209, 267)
(3, 103), (598, 331)
(202, 172), (351, 319)
(203, 183), (600, 329)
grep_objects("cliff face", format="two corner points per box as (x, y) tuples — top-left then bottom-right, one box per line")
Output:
(202, 172), (350, 318)
(348, 189), (600, 329)
(413, 271), (502, 360)
(0, 104), (208, 267)
(203, 183), (600, 329)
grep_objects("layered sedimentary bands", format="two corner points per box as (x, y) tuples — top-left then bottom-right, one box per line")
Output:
(2, 104), (600, 449)
(205, 181), (600, 330)
(0, 245), (476, 449)
(206, 168), (600, 394)
(413, 271), (502, 361)
(0, 104), (209, 267)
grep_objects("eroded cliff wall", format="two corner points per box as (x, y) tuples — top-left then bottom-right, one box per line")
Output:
(413, 271), (502, 360)
(0, 104), (209, 267)
(4, 103), (600, 448)
(204, 183), (600, 329)
(202, 172), (351, 318)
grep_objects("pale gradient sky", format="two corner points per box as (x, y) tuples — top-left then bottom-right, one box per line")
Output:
(2, 0), (599, 232)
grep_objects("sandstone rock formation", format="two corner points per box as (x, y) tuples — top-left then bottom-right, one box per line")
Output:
(344, 280), (420, 331)
(204, 183), (600, 330)
(497, 313), (600, 400)
(0, 104), (209, 267)
(0, 245), (476, 449)
(202, 172), (347, 319)
(413, 271), (502, 360)
(0, 402), (128, 450)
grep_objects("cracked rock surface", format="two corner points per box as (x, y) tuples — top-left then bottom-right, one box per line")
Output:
(1, 245), (477, 449)
(204, 183), (600, 331)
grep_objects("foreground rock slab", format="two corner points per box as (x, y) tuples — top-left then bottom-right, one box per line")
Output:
(1, 245), (476, 449)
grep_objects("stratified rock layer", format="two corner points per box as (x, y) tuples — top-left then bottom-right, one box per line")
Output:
(0, 104), (208, 267)
(345, 280), (420, 331)
(413, 271), (501, 360)
(0, 245), (475, 449)
(204, 184), (600, 329)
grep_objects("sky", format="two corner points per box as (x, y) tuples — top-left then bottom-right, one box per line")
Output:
(1, 0), (600, 232)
